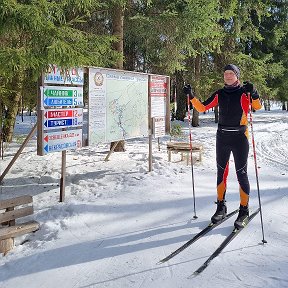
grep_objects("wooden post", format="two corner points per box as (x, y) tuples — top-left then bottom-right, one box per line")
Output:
(0, 238), (14, 256)
(148, 134), (153, 172)
(60, 150), (66, 202)
(1, 207), (16, 256)
(104, 141), (119, 162)
(37, 75), (44, 156)
(0, 123), (37, 183)
(148, 76), (153, 172)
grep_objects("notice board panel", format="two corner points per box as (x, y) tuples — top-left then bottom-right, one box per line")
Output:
(88, 68), (149, 145)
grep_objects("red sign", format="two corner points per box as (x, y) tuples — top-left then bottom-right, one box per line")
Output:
(45, 110), (74, 119)
(150, 76), (168, 96)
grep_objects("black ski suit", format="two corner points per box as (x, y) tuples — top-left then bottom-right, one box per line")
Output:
(191, 85), (262, 206)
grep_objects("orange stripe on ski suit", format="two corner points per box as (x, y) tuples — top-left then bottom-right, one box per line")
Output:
(240, 187), (249, 206)
(239, 93), (262, 138)
(191, 94), (219, 112)
(217, 161), (229, 201)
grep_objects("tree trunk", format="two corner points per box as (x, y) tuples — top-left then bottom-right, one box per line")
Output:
(264, 100), (268, 111)
(0, 95), (3, 157)
(192, 109), (199, 127)
(2, 73), (23, 143)
(112, 5), (124, 70)
(110, 3), (125, 152)
(175, 71), (186, 121)
(267, 96), (271, 111)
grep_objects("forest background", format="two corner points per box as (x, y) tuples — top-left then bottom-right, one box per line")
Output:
(0, 0), (287, 143)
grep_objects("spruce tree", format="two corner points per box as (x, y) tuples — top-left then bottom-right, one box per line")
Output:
(0, 0), (117, 142)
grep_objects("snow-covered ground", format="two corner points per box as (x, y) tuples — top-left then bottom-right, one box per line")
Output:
(0, 103), (287, 288)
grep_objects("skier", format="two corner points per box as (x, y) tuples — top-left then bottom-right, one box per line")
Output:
(183, 64), (262, 229)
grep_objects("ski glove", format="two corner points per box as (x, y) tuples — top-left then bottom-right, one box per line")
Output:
(243, 81), (254, 93)
(183, 84), (195, 100)
(243, 81), (259, 100)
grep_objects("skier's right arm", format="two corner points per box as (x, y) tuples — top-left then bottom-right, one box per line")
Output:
(183, 84), (219, 113)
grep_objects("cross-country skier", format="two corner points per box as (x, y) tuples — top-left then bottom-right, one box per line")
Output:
(183, 64), (262, 229)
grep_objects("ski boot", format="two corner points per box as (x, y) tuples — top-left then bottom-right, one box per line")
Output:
(234, 205), (249, 229)
(211, 200), (227, 224)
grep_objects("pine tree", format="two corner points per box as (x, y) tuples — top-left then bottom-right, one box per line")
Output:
(250, 0), (288, 108)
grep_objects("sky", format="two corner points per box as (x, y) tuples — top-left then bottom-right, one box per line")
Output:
(0, 103), (288, 288)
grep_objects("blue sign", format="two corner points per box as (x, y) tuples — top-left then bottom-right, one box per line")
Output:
(44, 142), (78, 153)
(43, 97), (83, 107)
(44, 119), (74, 128)
(44, 98), (73, 106)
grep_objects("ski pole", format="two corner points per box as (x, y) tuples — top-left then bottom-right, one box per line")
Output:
(248, 93), (267, 244)
(186, 94), (198, 219)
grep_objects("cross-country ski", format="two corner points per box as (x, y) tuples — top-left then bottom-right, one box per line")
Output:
(191, 208), (260, 277)
(158, 208), (239, 264)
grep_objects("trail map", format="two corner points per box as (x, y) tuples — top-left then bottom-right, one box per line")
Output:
(89, 68), (149, 145)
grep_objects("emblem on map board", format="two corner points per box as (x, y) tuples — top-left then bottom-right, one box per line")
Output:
(94, 72), (104, 86)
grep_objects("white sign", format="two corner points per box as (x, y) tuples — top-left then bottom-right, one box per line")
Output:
(44, 65), (84, 85)
(153, 117), (166, 138)
(150, 76), (168, 117)
(42, 129), (82, 154)
(151, 97), (166, 117)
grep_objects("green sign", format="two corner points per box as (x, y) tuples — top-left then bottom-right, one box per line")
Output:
(44, 88), (74, 98)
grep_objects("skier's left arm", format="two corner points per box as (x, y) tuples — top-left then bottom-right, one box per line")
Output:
(251, 90), (262, 111)
(243, 81), (262, 110)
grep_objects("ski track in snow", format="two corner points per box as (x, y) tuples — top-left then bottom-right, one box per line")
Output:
(254, 118), (288, 170)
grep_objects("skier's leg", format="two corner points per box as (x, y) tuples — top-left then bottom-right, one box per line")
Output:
(211, 131), (231, 223)
(232, 133), (250, 228)
(216, 131), (231, 202)
(232, 134), (250, 206)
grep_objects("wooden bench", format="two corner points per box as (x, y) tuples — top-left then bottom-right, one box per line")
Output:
(0, 195), (40, 255)
(167, 142), (203, 165)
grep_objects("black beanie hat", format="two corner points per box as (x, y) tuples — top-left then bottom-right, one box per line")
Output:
(224, 64), (240, 79)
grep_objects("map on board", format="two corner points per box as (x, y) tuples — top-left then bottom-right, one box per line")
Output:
(88, 68), (149, 145)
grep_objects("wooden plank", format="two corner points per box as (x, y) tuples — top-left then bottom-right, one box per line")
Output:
(167, 142), (203, 151)
(0, 238), (14, 255)
(0, 195), (32, 210)
(0, 221), (40, 240)
(0, 206), (34, 223)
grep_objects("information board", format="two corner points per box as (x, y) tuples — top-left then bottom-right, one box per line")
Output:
(37, 66), (84, 155)
(149, 75), (169, 137)
(88, 68), (149, 145)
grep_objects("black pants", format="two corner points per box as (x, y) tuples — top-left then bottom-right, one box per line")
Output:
(216, 129), (250, 206)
